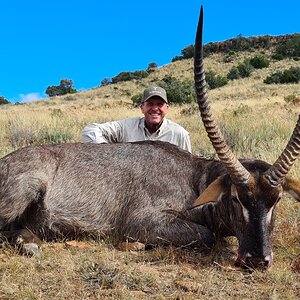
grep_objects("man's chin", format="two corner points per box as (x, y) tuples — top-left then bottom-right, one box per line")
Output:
(147, 117), (163, 125)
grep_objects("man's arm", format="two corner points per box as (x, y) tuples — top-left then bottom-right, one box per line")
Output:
(82, 121), (122, 144)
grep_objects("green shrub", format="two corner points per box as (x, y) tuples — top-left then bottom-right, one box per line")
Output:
(131, 93), (143, 107)
(205, 70), (228, 89)
(158, 76), (195, 104)
(111, 70), (149, 83)
(132, 76), (196, 106)
(171, 45), (194, 62)
(40, 131), (74, 144)
(45, 79), (77, 97)
(147, 62), (158, 71)
(227, 60), (254, 80)
(181, 45), (194, 59)
(223, 51), (238, 63)
(101, 78), (112, 86)
(249, 55), (270, 69)
(171, 55), (184, 62)
(237, 60), (254, 78)
(0, 96), (10, 105)
(272, 34), (300, 60)
(264, 72), (281, 84)
(227, 67), (240, 80)
(264, 67), (300, 84)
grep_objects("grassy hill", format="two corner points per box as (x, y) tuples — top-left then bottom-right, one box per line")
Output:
(0, 34), (299, 299)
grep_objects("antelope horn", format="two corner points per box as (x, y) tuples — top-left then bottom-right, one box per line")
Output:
(194, 6), (251, 183)
(265, 115), (300, 183)
(194, 6), (251, 185)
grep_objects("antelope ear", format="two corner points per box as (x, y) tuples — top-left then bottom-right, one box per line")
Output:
(193, 175), (227, 207)
(283, 176), (300, 202)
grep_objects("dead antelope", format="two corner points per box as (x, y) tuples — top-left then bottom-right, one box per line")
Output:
(0, 6), (299, 269)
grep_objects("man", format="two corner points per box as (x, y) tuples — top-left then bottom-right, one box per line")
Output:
(82, 86), (192, 152)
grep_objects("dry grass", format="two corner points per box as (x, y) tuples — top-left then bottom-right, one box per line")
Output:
(0, 203), (299, 300)
(0, 51), (300, 299)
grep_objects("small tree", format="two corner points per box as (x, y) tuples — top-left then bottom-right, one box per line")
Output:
(101, 78), (112, 86)
(172, 44), (194, 62)
(227, 67), (240, 80)
(0, 96), (10, 105)
(147, 62), (158, 71)
(45, 78), (77, 97)
(181, 45), (194, 59)
(131, 93), (143, 107)
(158, 75), (195, 104)
(272, 34), (300, 60)
(111, 70), (149, 83)
(205, 70), (228, 89)
(249, 55), (270, 69)
(59, 79), (77, 94)
(264, 67), (300, 84)
(237, 60), (254, 78)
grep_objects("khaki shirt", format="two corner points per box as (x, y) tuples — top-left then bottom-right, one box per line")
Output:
(82, 117), (192, 152)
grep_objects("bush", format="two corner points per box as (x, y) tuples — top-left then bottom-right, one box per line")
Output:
(45, 79), (77, 97)
(181, 45), (194, 59)
(147, 62), (158, 71)
(249, 55), (270, 69)
(171, 55), (184, 62)
(131, 93), (143, 107)
(227, 59), (254, 80)
(264, 67), (300, 84)
(132, 76), (196, 106)
(111, 70), (149, 83)
(205, 70), (228, 89)
(101, 78), (112, 86)
(227, 67), (240, 80)
(237, 60), (254, 78)
(158, 76), (195, 104)
(0, 96), (10, 105)
(40, 131), (74, 144)
(272, 34), (300, 60)
(172, 45), (194, 62)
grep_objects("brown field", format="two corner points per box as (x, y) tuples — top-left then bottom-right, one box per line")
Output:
(0, 51), (300, 299)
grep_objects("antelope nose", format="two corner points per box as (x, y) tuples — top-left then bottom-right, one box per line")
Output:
(235, 252), (273, 269)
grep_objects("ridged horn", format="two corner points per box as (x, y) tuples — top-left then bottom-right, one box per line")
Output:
(194, 6), (251, 185)
(265, 115), (300, 183)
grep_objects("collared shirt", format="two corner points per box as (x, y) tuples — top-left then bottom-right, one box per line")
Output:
(82, 117), (192, 152)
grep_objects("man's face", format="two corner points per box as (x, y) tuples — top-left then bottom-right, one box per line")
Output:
(140, 97), (169, 126)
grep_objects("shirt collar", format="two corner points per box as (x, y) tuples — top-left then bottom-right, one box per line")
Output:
(140, 117), (167, 137)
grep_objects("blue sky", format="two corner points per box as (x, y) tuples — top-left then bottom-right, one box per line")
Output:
(0, 0), (299, 103)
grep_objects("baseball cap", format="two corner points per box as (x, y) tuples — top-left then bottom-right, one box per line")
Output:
(141, 86), (168, 103)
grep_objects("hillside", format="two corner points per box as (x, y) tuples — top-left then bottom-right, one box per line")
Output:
(0, 34), (299, 158)
(1, 33), (299, 109)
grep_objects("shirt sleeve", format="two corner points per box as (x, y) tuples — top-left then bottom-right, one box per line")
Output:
(82, 121), (122, 144)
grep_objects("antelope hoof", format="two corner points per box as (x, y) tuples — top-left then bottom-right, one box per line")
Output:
(21, 242), (41, 256)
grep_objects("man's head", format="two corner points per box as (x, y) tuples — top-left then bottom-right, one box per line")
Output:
(140, 86), (169, 128)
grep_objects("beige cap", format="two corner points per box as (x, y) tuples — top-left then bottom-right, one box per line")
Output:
(141, 86), (168, 103)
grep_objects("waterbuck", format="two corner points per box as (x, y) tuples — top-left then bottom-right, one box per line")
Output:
(0, 6), (300, 269)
